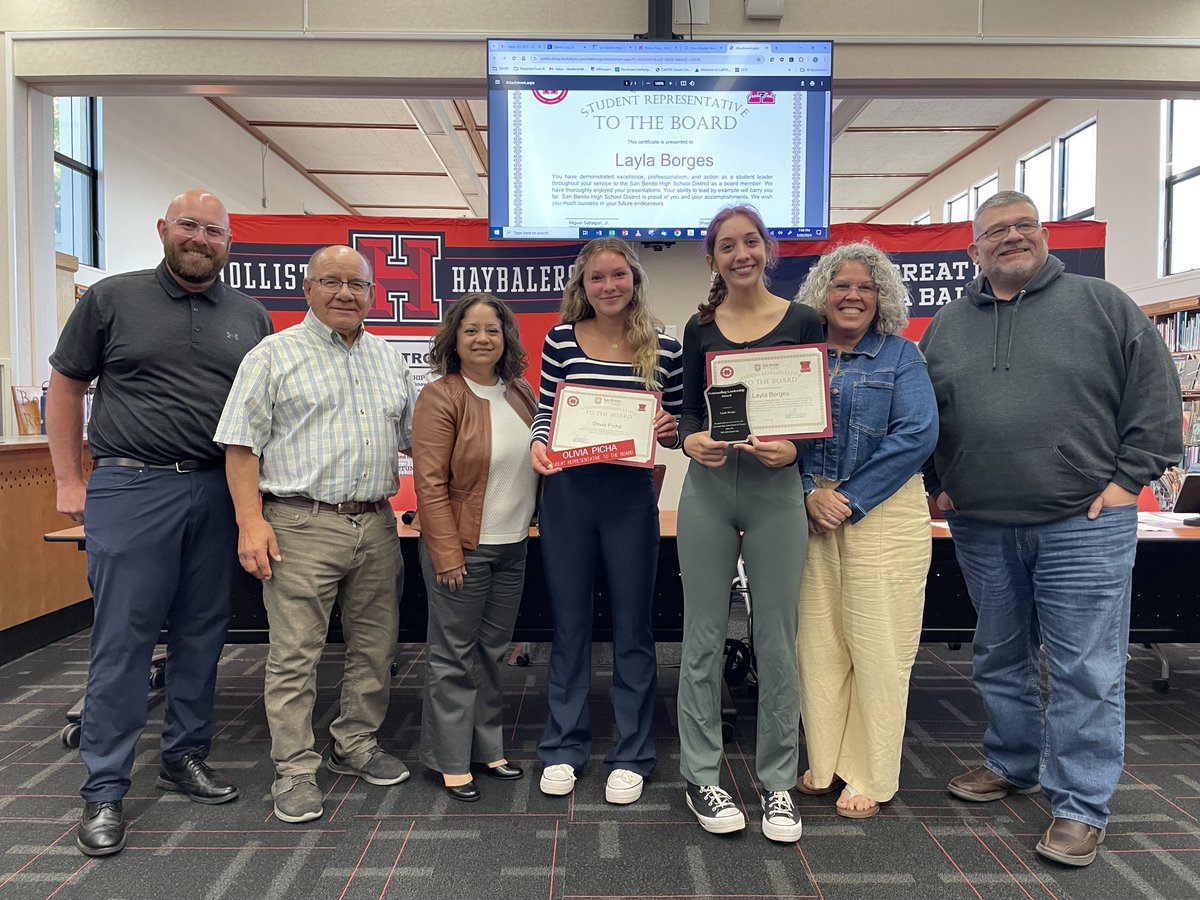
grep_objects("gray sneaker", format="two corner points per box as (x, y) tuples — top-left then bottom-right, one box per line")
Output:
(272, 773), (323, 823)
(327, 747), (410, 786)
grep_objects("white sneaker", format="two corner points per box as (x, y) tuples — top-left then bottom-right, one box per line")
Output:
(540, 763), (577, 796)
(605, 769), (644, 804)
(760, 789), (803, 842)
(685, 782), (746, 833)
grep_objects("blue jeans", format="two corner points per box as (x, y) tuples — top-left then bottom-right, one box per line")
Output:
(947, 504), (1138, 829)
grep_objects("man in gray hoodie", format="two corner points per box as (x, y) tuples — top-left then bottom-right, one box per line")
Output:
(920, 191), (1183, 867)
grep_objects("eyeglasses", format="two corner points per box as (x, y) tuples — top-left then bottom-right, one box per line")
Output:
(829, 282), (878, 296)
(975, 219), (1041, 243)
(311, 276), (373, 295)
(167, 216), (231, 243)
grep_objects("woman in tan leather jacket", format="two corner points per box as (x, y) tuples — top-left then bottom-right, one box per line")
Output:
(411, 293), (538, 802)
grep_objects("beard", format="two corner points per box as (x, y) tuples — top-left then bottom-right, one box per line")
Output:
(164, 239), (228, 286)
(985, 245), (1047, 291)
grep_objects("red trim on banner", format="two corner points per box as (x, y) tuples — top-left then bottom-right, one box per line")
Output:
(222, 214), (1107, 509)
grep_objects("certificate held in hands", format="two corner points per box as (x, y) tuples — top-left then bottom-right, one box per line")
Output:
(547, 383), (661, 468)
(705, 343), (831, 442)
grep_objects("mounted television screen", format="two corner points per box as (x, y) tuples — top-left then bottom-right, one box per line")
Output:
(487, 38), (833, 241)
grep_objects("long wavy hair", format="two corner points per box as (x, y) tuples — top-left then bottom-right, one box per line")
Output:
(697, 204), (780, 324)
(426, 292), (528, 383)
(561, 238), (663, 389)
(795, 242), (910, 335)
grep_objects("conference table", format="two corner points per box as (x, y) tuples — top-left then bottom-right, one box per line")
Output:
(46, 511), (1200, 653)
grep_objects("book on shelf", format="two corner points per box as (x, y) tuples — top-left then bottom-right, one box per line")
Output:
(1175, 353), (1200, 393)
(10, 385), (42, 435)
(1185, 398), (1200, 447)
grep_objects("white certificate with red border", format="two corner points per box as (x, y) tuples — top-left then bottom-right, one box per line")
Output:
(547, 383), (660, 468)
(705, 343), (832, 441)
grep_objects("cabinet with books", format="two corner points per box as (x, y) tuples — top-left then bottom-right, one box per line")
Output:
(1143, 295), (1200, 470)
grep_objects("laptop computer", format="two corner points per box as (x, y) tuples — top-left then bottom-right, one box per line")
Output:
(1174, 473), (1200, 514)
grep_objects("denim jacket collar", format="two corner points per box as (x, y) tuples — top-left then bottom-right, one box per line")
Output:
(830, 328), (886, 359)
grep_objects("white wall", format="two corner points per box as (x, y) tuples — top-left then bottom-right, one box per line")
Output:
(877, 98), (1200, 306)
(96, 96), (346, 280)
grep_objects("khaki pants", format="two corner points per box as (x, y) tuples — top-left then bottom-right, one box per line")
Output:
(797, 474), (930, 802)
(262, 500), (400, 776)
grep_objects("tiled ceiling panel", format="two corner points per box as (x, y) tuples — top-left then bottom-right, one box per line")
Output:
(832, 176), (923, 207)
(225, 97), (417, 126)
(832, 131), (983, 174)
(319, 173), (470, 209)
(209, 96), (1045, 223)
(258, 126), (444, 172)
(850, 98), (1032, 129)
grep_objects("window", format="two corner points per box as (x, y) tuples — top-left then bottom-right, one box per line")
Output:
(54, 96), (102, 267)
(1059, 120), (1096, 220)
(945, 192), (969, 223)
(1020, 146), (1053, 220)
(1166, 99), (1200, 275)
(912, 211), (931, 226)
(972, 175), (998, 212)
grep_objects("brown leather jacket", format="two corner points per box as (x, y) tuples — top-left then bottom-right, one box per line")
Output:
(411, 372), (538, 574)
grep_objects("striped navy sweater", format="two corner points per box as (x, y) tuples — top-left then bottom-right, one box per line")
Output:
(531, 323), (684, 446)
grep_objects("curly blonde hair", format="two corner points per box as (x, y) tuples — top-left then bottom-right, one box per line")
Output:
(561, 238), (663, 390)
(795, 242), (910, 335)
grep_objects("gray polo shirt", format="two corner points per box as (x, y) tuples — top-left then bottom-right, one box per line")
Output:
(50, 260), (273, 464)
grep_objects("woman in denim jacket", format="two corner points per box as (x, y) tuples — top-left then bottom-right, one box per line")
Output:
(793, 242), (938, 818)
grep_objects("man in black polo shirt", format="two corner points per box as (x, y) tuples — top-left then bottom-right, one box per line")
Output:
(46, 189), (273, 857)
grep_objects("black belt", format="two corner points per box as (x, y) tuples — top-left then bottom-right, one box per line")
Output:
(94, 457), (221, 473)
(262, 494), (387, 515)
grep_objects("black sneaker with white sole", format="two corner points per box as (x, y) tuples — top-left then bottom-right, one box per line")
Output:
(685, 782), (746, 833)
(760, 789), (802, 842)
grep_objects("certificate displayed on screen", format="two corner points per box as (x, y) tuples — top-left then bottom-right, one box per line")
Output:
(487, 39), (833, 241)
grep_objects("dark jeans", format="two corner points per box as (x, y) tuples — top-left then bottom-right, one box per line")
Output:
(80, 466), (236, 801)
(537, 464), (659, 778)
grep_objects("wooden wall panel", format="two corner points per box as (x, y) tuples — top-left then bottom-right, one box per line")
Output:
(0, 439), (90, 630)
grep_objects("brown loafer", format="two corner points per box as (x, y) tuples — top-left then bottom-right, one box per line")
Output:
(947, 766), (1040, 802)
(1035, 817), (1106, 866)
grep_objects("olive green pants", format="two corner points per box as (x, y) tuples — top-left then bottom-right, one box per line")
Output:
(676, 452), (808, 791)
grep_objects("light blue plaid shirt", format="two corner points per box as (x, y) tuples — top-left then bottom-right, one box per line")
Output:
(215, 310), (416, 503)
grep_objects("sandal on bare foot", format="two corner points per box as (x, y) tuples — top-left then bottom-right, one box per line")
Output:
(835, 784), (879, 819)
(796, 770), (845, 796)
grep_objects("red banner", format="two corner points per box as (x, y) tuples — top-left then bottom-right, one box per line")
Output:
(224, 215), (1107, 507)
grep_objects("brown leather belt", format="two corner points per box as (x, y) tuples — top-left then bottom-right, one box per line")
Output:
(262, 494), (387, 515)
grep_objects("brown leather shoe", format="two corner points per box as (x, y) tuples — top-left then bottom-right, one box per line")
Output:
(947, 766), (1039, 802)
(1036, 817), (1106, 866)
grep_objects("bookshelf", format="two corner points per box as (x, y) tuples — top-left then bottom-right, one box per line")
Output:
(1143, 295), (1200, 471)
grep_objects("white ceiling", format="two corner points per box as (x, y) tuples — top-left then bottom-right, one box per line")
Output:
(212, 95), (1045, 224)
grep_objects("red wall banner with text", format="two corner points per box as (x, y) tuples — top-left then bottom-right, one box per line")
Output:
(225, 215), (1107, 507)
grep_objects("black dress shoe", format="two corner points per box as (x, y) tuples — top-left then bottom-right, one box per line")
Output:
(446, 780), (480, 802)
(156, 754), (240, 804)
(483, 763), (523, 780)
(77, 800), (126, 857)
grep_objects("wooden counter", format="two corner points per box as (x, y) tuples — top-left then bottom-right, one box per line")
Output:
(0, 437), (90, 630)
